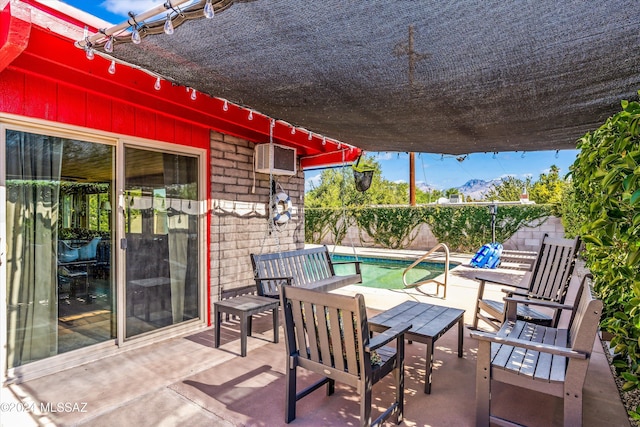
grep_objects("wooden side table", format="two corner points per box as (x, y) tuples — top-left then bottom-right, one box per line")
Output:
(214, 294), (279, 357)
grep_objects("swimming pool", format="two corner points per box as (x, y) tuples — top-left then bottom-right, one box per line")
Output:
(331, 254), (456, 290)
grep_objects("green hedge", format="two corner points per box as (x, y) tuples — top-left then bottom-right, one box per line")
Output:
(569, 97), (640, 408)
(305, 204), (552, 252)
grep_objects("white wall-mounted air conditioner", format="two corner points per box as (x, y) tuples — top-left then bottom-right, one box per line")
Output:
(254, 143), (297, 176)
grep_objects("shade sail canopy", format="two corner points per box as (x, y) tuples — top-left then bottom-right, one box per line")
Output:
(93, 0), (639, 155)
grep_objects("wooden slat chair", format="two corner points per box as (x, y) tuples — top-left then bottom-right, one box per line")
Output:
(472, 234), (581, 331)
(471, 274), (602, 426)
(280, 285), (411, 427)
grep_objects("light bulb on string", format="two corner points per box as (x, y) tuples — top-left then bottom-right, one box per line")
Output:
(154, 77), (161, 90)
(190, 88), (197, 100)
(164, 14), (174, 35)
(555, 150), (560, 159)
(222, 100), (228, 111)
(204, 0), (215, 19)
(104, 36), (114, 53)
(85, 47), (95, 60)
(248, 110), (253, 120)
(492, 152), (497, 159)
(131, 27), (141, 44)
(291, 127), (296, 135)
(108, 60), (116, 74)
(521, 151), (526, 158)
(322, 137), (326, 146)
(308, 132), (312, 141)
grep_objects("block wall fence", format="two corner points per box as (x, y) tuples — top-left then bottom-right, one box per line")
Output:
(324, 216), (565, 253)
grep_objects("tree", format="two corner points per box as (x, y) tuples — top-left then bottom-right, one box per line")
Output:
(305, 155), (408, 208)
(529, 165), (566, 208)
(484, 176), (531, 201)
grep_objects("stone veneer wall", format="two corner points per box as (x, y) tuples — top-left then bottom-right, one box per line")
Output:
(325, 216), (565, 253)
(209, 132), (305, 308)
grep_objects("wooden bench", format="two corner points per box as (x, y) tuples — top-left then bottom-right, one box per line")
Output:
(250, 245), (362, 298)
(470, 274), (602, 426)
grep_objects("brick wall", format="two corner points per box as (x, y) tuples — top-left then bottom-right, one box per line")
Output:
(209, 132), (305, 308)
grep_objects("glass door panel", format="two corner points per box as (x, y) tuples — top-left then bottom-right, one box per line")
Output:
(124, 147), (199, 338)
(4, 129), (115, 368)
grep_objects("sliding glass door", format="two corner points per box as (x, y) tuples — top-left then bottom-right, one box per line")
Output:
(123, 147), (200, 338)
(3, 124), (205, 371)
(4, 128), (115, 368)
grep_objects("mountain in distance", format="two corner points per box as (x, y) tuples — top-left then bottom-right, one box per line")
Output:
(457, 178), (502, 199)
(417, 178), (501, 200)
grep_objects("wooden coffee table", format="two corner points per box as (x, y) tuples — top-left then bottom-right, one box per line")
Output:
(369, 300), (465, 394)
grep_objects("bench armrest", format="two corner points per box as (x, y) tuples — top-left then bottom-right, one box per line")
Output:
(255, 276), (293, 284)
(470, 329), (587, 359)
(502, 288), (531, 297)
(332, 260), (362, 275)
(368, 322), (412, 352)
(503, 295), (573, 311)
(476, 274), (529, 289)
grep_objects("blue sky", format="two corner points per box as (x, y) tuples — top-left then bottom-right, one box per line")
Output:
(305, 149), (580, 191)
(60, 1), (581, 191)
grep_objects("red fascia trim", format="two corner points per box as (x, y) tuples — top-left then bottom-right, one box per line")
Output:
(13, 15), (360, 168)
(300, 149), (361, 169)
(20, 0), (100, 32)
(0, 1), (31, 72)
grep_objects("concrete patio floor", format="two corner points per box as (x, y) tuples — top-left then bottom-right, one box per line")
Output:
(1, 247), (631, 426)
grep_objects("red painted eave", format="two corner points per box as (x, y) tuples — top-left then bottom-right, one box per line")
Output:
(0, 1), (31, 72)
(3, 0), (361, 168)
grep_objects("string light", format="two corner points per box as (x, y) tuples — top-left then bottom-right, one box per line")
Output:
(492, 152), (497, 159)
(204, 0), (215, 19)
(79, 1), (212, 55)
(248, 110), (253, 120)
(154, 77), (162, 90)
(190, 88), (197, 100)
(521, 151), (526, 158)
(555, 149), (560, 159)
(128, 12), (142, 44)
(104, 36), (114, 53)
(222, 100), (228, 111)
(164, 13), (175, 35)
(82, 27), (94, 60)
(108, 60), (116, 74)
(291, 127), (296, 135)
(308, 132), (312, 141)
(322, 137), (326, 146)
(131, 27), (141, 44)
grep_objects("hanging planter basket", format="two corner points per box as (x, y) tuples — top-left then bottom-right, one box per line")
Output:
(352, 155), (375, 192)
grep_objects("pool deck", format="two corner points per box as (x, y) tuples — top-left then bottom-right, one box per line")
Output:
(0, 245), (630, 427)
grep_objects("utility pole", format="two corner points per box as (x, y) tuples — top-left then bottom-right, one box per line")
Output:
(410, 152), (416, 206)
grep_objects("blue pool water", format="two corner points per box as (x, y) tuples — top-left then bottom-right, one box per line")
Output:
(331, 254), (456, 289)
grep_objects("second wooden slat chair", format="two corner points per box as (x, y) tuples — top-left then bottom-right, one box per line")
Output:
(472, 234), (581, 331)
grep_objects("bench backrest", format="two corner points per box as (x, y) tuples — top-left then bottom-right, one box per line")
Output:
(569, 274), (602, 354)
(527, 234), (581, 303)
(251, 246), (335, 294)
(280, 284), (370, 385)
